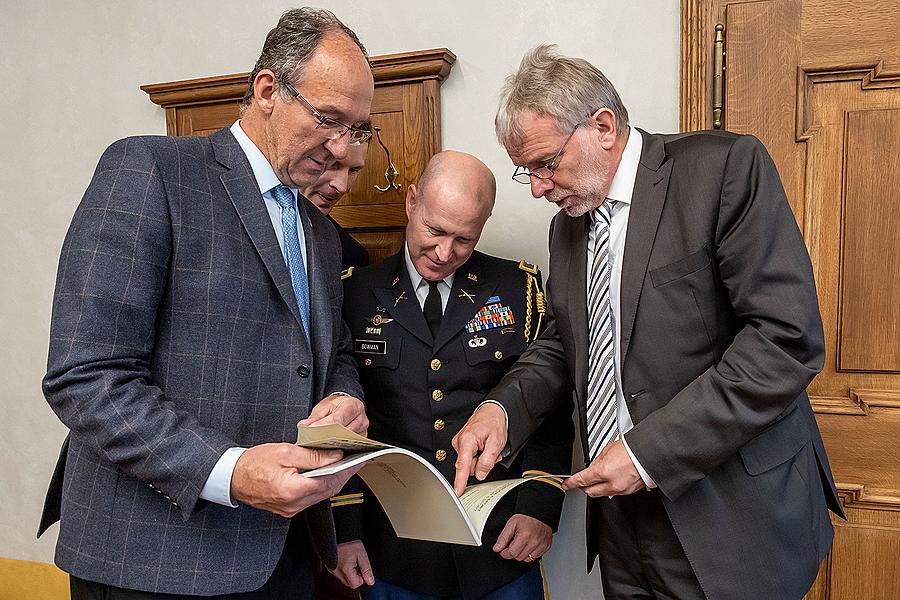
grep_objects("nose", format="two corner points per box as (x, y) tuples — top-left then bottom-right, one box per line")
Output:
(530, 176), (554, 198)
(324, 133), (351, 161)
(332, 171), (351, 195)
(434, 239), (453, 263)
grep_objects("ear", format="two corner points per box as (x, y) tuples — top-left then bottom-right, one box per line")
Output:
(405, 183), (418, 219)
(252, 69), (280, 115)
(589, 108), (619, 151)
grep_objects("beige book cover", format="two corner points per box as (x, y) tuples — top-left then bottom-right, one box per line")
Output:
(297, 423), (567, 546)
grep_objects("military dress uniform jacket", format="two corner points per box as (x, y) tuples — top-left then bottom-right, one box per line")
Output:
(334, 250), (574, 599)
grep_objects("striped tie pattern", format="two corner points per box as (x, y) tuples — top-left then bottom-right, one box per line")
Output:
(586, 199), (618, 461)
(272, 184), (311, 342)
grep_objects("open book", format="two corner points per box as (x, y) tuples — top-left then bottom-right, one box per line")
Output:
(297, 423), (568, 547)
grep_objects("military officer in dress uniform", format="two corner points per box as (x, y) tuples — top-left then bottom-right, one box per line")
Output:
(330, 151), (574, 599)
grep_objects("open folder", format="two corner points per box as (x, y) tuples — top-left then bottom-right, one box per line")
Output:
(297, 423), (568, 547)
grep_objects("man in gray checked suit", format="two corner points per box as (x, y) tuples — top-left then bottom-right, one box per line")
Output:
(39, 8), (373, 599)
(453, 45), (844, 599)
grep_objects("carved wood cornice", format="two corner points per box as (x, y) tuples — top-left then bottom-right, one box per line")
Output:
(141, 48), (456, 108)
(812, 389), (900, 415)
(838, 484), (900, 512)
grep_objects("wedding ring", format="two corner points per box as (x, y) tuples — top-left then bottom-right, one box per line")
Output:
(527, 553), (535, 562)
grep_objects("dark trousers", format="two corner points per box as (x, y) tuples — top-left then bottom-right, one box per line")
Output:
(596, 490), (705, 600)
(71, 519), (315, 600)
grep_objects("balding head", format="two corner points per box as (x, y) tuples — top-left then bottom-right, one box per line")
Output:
(405, 151), (497, 281)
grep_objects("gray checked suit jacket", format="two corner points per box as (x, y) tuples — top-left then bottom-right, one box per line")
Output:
(488, 130), (844, 600)
(39, 127), (363, 596)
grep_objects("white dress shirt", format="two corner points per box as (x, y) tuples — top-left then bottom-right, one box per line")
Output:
(198, 121), (311, 507)
(403, 243), (454, 311)
(587, 126), (656, 488)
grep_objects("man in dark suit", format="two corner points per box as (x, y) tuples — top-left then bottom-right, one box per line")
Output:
(302, 141), (370, 269)
(452, 45), (844, 600)
(40, 8), (374, 599)
(328, 151), (574, 599)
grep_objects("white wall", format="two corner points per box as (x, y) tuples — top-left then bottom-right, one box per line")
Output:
(0, 1), (679, 597)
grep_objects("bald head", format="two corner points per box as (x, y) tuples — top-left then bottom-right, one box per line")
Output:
(404, 151), (497, 281)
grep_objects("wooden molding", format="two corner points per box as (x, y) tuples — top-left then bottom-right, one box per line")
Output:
(679, 0), (712, 132)
(838, 483), (900, 512)
(812, 389), (900, 415)
(141, 48), (456, 109)
(796, 62), (900, 141)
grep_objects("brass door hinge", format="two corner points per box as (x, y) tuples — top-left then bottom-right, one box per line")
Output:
(713, 23), (726, 129)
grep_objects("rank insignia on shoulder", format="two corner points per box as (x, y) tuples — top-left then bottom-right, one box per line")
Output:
(518, 260), (539, 275)
(341, 266), (355, 280)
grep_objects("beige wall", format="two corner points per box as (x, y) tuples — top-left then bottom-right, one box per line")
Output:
(0, 1), (678, 597)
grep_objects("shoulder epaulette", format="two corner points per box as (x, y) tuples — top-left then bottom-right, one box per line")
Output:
(341, 266), (355, 280)
(518, 260), (539, 275)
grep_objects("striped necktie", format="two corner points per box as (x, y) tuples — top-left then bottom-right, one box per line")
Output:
(586, 199), (618, 461)
(272, 184), (311, 342)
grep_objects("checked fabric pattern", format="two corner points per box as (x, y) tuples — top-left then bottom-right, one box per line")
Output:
(272, 184), (311, 342)
(586, 199), (618, 461)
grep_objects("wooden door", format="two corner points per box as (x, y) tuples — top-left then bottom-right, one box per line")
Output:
(683, 1), (900, 597)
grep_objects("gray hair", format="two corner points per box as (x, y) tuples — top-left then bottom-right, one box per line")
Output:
(240, 7), (368, 109)
(495, 44), (629, 148)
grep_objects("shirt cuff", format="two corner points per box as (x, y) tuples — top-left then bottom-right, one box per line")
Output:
(199, 447), (247, 507)
(622, 437), (657, 488)
(476, 400), (510, 458)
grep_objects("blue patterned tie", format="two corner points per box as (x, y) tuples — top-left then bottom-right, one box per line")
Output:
(272, 184), (311, 342)
(586, 199), (618, 460)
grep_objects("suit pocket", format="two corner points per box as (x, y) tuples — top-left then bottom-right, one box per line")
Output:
(739, 402), (808, 475)
(354, 336), (401, 370)
(649, 244), (711, 287)
(462, 329), (527, 366)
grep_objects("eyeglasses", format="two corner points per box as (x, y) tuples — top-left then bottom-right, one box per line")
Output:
(281, 80), (372, 145)
(511, 124), (580, 184)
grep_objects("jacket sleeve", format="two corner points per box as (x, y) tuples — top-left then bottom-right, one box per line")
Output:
(42, 138), (235, 519)
(625, 135), (826, 500)
(486, 221), (575, 455)
(331, 477), (366, 544)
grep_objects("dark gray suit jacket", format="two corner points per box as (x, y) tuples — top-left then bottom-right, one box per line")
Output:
(39, 128), (362, 595)
(489, 130), (844, 600)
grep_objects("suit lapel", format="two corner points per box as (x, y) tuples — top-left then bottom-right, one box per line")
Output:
(372, 254), (432, 346)
(619, 129), (672, 365)
(301, 198), (333, 396)
(434, 254), (497, 353)
(211, 129), (306, 334)
(565, 215), (591, 402)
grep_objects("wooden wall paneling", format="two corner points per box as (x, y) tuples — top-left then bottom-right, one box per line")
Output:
(839, 109), (900, 372)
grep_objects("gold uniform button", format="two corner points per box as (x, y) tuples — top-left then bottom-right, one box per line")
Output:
(434, 419), (445, 431)
(364, 358), (373, 366)
(494, 350), (503, 360)
(432, 389), (443, 402)
(430, 358), (442, 371)
(435, 449), (447, 461)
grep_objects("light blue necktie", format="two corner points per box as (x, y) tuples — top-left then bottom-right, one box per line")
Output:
(586, 199), (618, 460)
(272, 184), (311, 342)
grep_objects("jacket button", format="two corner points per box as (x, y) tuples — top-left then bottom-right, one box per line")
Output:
(432, 389), (443, 402)
(435, 449), (447, 461)
(434, 419), (445, 431)
(297, 365), (310, 378)
(430, 358), (442, 371)
(494, 350), (503, 360)
(364, 358), (373, 367)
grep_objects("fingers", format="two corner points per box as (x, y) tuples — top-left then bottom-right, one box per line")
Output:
(334, 541), (373, 589)
(289, 445), (345, 471)
(452, 437), (477, 496)
(562, 464), (601, 491)
(474, 437), (503, 482)
(303, 396), (367, 433)
(356, 543), (375, 586)
(492, 519), (516, 554)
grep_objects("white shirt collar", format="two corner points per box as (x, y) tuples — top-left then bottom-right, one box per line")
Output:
(403, 243), (455, 289)
(230, 120), (289, 197)
(605, 126), (642, 206)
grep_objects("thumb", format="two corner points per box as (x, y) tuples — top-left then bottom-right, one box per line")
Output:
(356, 544), (375, 586)
(493, 517), (517, 552)
(289, 446), (344, 470)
